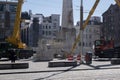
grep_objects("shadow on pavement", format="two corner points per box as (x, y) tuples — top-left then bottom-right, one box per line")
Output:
(84, 63), (120, 70)
(1, 62), (120, 76)
(93, 58), (111, 61)
(34, 66), (77, 80)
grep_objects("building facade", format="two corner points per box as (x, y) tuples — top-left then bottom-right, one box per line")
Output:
(41, 14), (60, 39)
(21, 11), (31, 46)
(75, 16), (101, 54)
(29, 14), (43, 47)
(28, 14), (60, 47)
(21, 20), (30, 46)
(0, 0), (17, 41)
(102, 4), (120, 47)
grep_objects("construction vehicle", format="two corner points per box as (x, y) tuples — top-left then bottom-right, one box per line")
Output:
(94, 38), (120, 59)
(94, 38), (114, 58)
(0, 0), (35, 59)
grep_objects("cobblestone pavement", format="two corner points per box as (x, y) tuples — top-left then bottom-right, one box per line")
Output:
(0, 59), (120, 80)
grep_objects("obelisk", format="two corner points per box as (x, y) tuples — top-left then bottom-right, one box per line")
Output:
(61, 0), (76, 54)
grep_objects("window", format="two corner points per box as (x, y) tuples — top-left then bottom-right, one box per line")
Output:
(53, 23), (57, 28)
(42, 31), (45, 35)
(49, 26), (51, 29)
(49, 31), (51, 35)
(46, 26), (48, 29)
(43, 26), (44, 29)
(89, 29), (91, 32)
(0, 4), (4, 11)
(89, 42), (92, 47)
(83, 42), (84, 46)
(9, 4), (17, 12)
(53, 31), (57, 36)
(95, 40), (104, 46)
(46, 31), (48, 35)
(0, 23), (3, 28)
(89, 35), (92, 39)
(10, 14), (16, 21)
(0, 14), (4, 19)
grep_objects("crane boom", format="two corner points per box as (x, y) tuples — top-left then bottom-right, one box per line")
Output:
(6, 0), (26, 49)
(115, 0), (120, 7)
(70, 0), (100, 54)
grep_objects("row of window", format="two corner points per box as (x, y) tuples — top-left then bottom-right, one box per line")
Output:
(42, 30), (57, 37)
(83, 34), (92, 39)
(0, 13), (15, 20)
(42, 31), (52, 36)
(0, 22), (14, 28)
(42, 25), (51, 29)
(84, 28), (100, 33)
(42, 25), (57, 29)
(80, 42), (93, 47)
(0, 4), (17, 12)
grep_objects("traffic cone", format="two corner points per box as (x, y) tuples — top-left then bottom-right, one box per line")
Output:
(67, 55), (73, 61)
(77, 54), (81, 61)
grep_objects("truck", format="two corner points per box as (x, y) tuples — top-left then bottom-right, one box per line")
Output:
(94, 38), (114, 58)
(94, 37), (120, 58)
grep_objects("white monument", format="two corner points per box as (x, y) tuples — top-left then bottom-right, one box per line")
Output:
(61, 0), (76, 54)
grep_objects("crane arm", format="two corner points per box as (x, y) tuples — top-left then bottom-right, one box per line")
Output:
(6, 0), (26, 48)
(115, 0), (120, 7)
(70, 0), (100, 54)
(81, 0), (100, 30)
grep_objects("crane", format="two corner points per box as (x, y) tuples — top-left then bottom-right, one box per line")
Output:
(115, 0), (120, 7)
(0, 0), (34, 59)
(6, 0), (26, 49)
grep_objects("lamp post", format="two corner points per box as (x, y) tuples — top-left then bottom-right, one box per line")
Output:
(80, 0), (83, 63)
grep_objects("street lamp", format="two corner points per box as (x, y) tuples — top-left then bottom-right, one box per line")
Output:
(80, 0), (84, 63)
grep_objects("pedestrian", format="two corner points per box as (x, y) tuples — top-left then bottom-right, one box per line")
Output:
(9, 49), (16, 63)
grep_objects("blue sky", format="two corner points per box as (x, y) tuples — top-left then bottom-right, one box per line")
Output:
(22, 0), (116, 24)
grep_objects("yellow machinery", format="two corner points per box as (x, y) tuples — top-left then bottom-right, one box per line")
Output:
(0, 0), (34, 59)
(6, 0), (26, 49)
(115, 0), (120, 7)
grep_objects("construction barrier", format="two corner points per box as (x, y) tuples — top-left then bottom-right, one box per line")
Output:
(67, 55), (73, 61)
(85, 52), (92, 65)
(77, 54), (81, 61)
